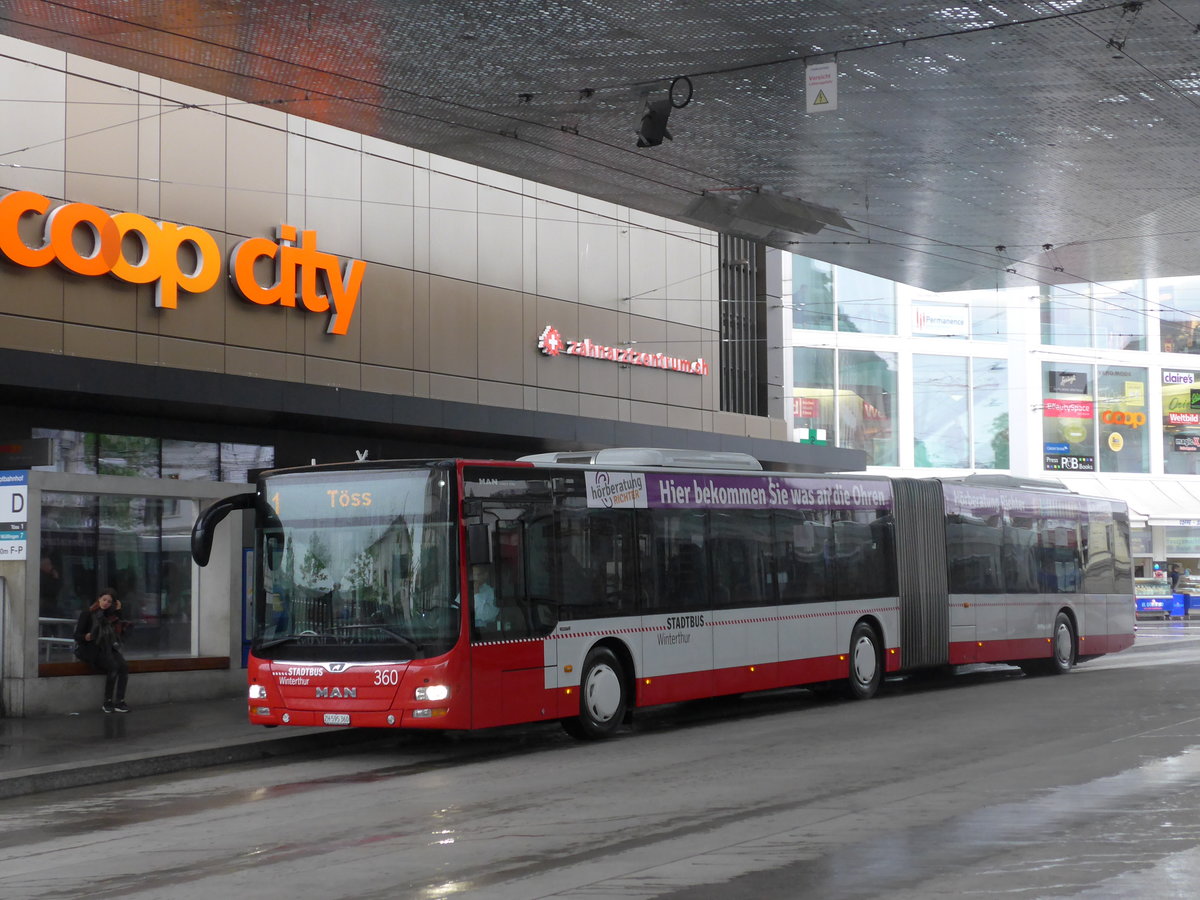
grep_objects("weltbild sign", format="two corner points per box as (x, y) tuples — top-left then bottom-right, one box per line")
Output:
(0, 190), (366, 334)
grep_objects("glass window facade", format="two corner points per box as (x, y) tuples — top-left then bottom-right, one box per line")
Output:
(790, 256), (834, 331)
(973, 359), (1009, 469)
(913, 355), (969, 468)
(1161, 368), (1200, 474)
(33, 429), (272, 481)
(1041, 282), (1145, 351)
(839, 349), (897, 466)
(1041, 363), (1149, 474)
(39, 492), (196, 659)
(1153, 276), (1200, 354)
(836, 268), (895, 334)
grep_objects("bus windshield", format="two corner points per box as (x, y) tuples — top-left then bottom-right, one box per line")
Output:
(254, 466), (458, 661)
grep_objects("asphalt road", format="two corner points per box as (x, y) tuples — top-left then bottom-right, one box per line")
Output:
(2, 622), (1199, 900)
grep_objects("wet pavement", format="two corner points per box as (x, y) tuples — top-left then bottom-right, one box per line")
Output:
(0, 694), (380, 800)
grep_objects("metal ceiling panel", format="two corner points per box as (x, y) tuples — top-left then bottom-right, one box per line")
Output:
(2, 1), (1199, 292)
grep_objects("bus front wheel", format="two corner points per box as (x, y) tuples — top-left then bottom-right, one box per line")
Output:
(563, 646), (627, 740)
(847, 621), (883, 700)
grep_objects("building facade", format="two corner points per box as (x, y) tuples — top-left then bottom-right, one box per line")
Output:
(778, 249), (1200, 577)
(0, 36), (859, 716)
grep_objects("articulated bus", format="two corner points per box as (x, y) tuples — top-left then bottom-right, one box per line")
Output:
(191, 448), (1135, 739)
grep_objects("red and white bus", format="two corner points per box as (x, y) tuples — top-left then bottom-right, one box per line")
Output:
(191, 448), (1135, 739)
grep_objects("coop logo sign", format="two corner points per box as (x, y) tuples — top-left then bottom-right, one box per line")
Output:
(0, 190), (365, 335)
(537, 325), (709, 376)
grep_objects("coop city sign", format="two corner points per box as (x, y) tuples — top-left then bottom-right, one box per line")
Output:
(0, 190), (365, 335)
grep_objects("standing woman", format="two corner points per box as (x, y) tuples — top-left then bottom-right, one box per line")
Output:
(74, 588), (131, 713)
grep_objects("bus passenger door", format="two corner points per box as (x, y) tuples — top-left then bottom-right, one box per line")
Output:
(469, 516), (558, 728)
(636, 510), (715, 705)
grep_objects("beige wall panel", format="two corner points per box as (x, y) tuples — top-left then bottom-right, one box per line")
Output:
(536, 387), (580, 416)
(713, 411), (749, 436)
(285, 129), (306, 225)
(477, 213), (523, 292)
(627, 227), (667, 319)
(429, 170), (478, 214)
(534, 216), (579, 303)
(412, 371), (430, 397)
(230, 99), (289, 131)
(478, 380), (523, 410)
(63, 323), (136, 363)
(666, 323), (706, 410)
(629, 399), (666, 427)
(521, 201), (538, 295)
(66, 53), (137, 87)
(155, 336), (224, 373)
(0, 266), (64, 320)
(627, 367), (667, 405)
(304, 196), (362, 261)
(430, 154), (479, 182)
(666, 370), (704, 411)
(225, 346), (288, 381)
(136, 89), (162, 218)
(0, 33), (63, 66)
(304, 354), (360, 389)
(302, 301), (363, 363)
(0, 313), (62, 354)
(225, 285), (289, 354)
(429, 209), (478, 283)
(578, 219), (620, 308)
(361, 154), (415, 268)
(665, 233), (706, 328)
(304, 121), (361, 152)
(226, 118), (288, 237)
(428, 275), (478, 378)
(478, 181), (522, 216)
(746, 415), (773, 440)
(136, 333), (159, 365)
(534, 296), (580, 392)
(0, 55), (65, 197)
(63, 78), (139, 211)
(429, 373), (479, 404)
(575, 308), (620, 398)
(362, 136), (414, 164)
(62, 274), (139, 332)
(667, 406), (703, 431)
(412, 273), (430, 370)
(285, 353), (305, 383)
(360, 265), (416, 370)
(535, 185), (580, 215)
(153, 232), (229, 345)
(579, 393), (618, 421)
(476, 285), (524, 383)
(361, 365), (414, 398)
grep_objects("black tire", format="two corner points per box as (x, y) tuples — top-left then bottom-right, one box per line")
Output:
(847, 621), (883, 699)
(1019, 611), (1076, 676)
(562, 646), (627, 740)
(1048, 611), (1075, 674)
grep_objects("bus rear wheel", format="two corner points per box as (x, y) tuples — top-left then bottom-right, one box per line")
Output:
(847, 621), (883, 699)
(563, 646), (627, 740)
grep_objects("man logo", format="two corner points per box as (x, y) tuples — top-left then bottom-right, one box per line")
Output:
(315, 687), (357, 698)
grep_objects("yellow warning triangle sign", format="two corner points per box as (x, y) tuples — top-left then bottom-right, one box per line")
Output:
(813, 90), (829, 106)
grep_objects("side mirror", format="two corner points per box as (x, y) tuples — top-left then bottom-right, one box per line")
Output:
(192, 492), (256, 566)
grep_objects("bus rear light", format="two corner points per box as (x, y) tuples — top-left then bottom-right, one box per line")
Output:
(749, 666), (756, 673)
(249, 685), (268, 700)
(415, 685), (449, 702)
(643, 678), (652, 686)
(564, 665), (573, 673)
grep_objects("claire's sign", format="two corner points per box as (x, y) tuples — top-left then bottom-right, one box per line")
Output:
(0, 190), (365, 335)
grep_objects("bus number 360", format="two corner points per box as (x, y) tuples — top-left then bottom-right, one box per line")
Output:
(374, 669), (399, 686)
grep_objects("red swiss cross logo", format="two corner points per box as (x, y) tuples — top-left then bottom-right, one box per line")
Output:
(538, 325), (564, 356)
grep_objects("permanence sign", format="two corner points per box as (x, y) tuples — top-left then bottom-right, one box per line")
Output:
(0, 190), (366, 335)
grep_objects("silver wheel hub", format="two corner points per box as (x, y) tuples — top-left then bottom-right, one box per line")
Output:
(852, 636), (877, 685)
(583, 663), (622, 722)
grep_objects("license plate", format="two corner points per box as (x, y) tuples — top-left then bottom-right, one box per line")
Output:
(323, 713), (350, 725)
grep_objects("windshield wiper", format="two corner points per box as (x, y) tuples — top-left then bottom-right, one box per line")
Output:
(257, 630), (335, 650)
(339, 624), (423, 652)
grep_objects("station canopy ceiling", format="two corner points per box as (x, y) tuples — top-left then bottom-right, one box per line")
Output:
(4, 1), (1200, 294)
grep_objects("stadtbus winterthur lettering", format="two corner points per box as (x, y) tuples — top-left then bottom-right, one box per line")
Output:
(0, 190), (366, 335)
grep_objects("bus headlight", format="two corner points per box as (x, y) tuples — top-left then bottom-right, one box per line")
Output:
(415, 685), (449, 702)
(249, 684), (268, 700)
